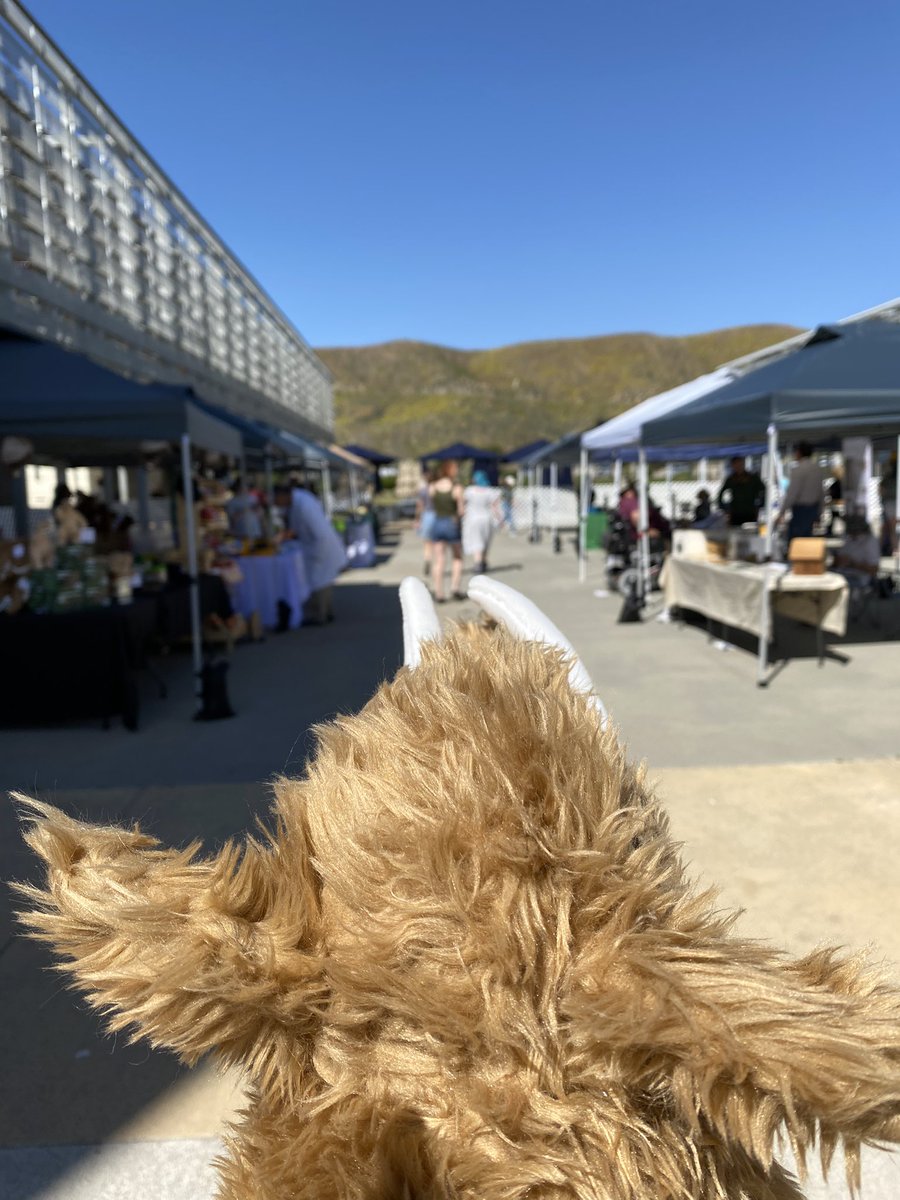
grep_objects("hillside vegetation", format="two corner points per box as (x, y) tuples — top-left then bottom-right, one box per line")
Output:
(318, 324), (800, 458)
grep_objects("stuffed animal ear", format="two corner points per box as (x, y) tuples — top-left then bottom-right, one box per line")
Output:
(15, 796), (323, 1086)
(400, 576), (443, 668)
(567, 931), (900, 1189)
(467, 574), (607, 721)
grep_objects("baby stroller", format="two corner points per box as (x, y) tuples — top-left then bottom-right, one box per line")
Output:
(603, 516), (665, 596)
(603, 515), (633, 591)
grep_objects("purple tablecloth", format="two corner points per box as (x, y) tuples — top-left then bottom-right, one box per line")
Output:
(230, 550), (311, 630)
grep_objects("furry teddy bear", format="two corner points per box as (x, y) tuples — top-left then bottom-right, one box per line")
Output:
(17, 576), (900, 1199)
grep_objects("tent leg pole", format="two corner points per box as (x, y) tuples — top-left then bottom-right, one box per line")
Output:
(181, 434), (203, 714)
(264, 454), (274, 508)
(638, 449), (649, 603)
(550, 461), (558, 551)
(323, 466), (333, 515)
(137, 465), (151, 540)
(757, 603), (770, 687)
(578, 447), (588, 583)
(764, 423), (778, 559)
(895, 434), (900, 575)
(758, 423), (778, 688)
(12, 469), (29, 538)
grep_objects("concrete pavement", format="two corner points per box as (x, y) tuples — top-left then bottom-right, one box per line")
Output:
(2, 523), (899, 1198)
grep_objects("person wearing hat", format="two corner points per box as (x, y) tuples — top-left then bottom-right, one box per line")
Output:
(462, 469), (501, 575)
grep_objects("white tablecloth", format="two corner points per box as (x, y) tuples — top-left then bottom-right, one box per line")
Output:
(661, 557), (849, 639)
(230, 550), (311, 630)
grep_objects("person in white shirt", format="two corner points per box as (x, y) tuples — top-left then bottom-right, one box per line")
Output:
(275, 481), (347, 624)
(778, 443), (825, 541)
(834, 515), (881, 588)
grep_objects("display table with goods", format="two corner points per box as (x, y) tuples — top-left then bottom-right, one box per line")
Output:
(661, 530), (849, 685)
(0, 519), (162, 727)
(0, 529), (239, 728)
(228, 543), (311, 631)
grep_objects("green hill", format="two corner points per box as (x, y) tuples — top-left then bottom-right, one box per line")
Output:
(317, 324), (801, 458)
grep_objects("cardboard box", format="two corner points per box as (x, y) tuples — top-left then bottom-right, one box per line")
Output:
(789, 537), (826, 575)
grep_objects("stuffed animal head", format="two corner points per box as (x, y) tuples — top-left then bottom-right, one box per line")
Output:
(17, 577), (900, 1199)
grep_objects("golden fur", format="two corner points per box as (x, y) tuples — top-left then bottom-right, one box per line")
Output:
(16, 624), (900, 1198)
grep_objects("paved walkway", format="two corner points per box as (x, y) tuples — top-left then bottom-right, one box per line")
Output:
(2, 525), (899, 1198)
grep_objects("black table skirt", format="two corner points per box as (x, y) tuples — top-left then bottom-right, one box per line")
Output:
(0, 597), (159, 730)
(0, 576), (234, 731)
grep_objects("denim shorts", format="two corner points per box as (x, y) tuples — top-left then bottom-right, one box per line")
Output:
(419, 510), (437, 540)
(431, 516), (461, 543)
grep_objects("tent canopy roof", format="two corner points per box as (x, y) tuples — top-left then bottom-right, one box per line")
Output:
(642, 320), (900, 446)
(505, 439), (551, 463)
(343, 443), (395, 465)
(520, 431), (584, 467)
(328, 444), (374, 472)
(421, 442), (500, 462)
(581, 368), (736, 458)
(0, 338), (242, 460)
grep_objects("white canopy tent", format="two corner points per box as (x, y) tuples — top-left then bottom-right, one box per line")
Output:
(581, 368), (737, 462)
(577, 369), (739, 583)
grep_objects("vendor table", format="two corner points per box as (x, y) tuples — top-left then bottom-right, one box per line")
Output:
(0, 597), (159, 730)
(660, 556), (849, 686)
(229, 548), (311, 630)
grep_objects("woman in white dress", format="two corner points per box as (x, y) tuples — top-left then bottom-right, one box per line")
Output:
(461, 470), (501, 573)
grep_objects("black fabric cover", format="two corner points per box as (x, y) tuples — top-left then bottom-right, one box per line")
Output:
(0, 576), (233, 731)
(0, 597), (158, 730)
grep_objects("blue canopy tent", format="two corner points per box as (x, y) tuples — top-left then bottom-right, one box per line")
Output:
(639, 320), (900, 683)
(0, 337), (241, 462)
(344, 444), (394, 465)
(343, 445), (394, 492)
(421, 442), (501, 484)
(641, 317), (900, 567)
(505, 439), (551, 465)
(520, 432), (582, 488)
(0, 336), (245, 711)
(642, 321), (900, 446)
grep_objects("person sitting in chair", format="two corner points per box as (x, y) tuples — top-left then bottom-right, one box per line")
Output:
(833, 514), (881, 588)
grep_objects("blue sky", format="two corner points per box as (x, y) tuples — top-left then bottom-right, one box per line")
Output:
(24, 0), (900, 348)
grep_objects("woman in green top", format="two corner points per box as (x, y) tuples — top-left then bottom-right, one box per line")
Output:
(428, 460), (464, 602)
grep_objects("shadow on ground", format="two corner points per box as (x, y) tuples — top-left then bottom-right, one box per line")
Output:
(661, 598), (900, 678)
(0, 575), (402, 1196)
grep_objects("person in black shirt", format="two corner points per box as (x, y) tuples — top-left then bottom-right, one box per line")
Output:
(717, 457), (764, 527)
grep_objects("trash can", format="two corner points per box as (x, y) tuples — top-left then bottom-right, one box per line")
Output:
(586, 510), (608, 550)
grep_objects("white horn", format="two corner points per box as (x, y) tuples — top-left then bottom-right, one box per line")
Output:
(467, 575), (607, 721)
(399, 576), (443, 668)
